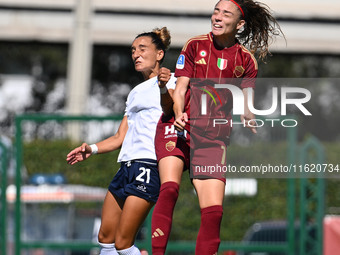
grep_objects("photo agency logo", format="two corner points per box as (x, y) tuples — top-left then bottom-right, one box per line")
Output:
(199, 81), (312, 129)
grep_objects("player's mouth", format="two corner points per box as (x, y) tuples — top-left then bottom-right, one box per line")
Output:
(213, 24), (222, 29)
(135, 60), (142, 66)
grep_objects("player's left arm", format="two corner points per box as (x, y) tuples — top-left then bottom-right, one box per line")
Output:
(241, 88), (257, 134)
(240, 53), (258, 134)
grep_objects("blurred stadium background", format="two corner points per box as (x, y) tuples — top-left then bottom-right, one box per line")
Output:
(0, 0), (340, 255)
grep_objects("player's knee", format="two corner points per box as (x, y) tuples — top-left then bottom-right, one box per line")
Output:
(98, 227), (115, 244)
(160, 181), (179, 200)
(114, 234), (135, 250)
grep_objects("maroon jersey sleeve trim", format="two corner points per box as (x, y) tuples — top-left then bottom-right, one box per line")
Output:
(240, 45), (258, 70)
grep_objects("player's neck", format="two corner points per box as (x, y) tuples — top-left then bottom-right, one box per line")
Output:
(214, 35), (236, 49)
(142, 68), (158, 81)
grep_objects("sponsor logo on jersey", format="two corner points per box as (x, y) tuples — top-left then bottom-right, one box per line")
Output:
(234, 65), (245, 77)
(199, 50), (207, 57)
(165, 141), (176, 152)
(176, 54), (185, 69)
(217, 58), (228, 70)
(164, 125), (176, 136)
(195, 58), (207, 65)
(152, 228), (165, 238)
(164, 124), (187, 139)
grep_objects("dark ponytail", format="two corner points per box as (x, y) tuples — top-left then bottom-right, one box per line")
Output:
(233, 0), (284, 61)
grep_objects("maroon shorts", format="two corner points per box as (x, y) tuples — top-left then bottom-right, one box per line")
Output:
(155, 114), (227, 182)
(155, 114), (190, 168)
(190, 132), (228, 181)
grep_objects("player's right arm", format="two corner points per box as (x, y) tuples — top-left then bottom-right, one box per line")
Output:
(173, 37), (197, 131)
(66, 116), (128, 165)
(173, 76), (190, 131)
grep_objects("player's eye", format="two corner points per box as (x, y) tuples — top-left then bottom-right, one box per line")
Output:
(223, 11), (231, 17)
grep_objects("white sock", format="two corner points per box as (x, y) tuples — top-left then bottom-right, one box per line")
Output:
(117, 245), (141, 255)
(99, 242), (118, 255)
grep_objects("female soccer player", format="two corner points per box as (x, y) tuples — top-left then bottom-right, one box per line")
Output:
(66, 27), (176, 255)
(151, 1), (282, 254)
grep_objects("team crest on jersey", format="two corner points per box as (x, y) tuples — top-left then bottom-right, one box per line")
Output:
(217, 58), (228, 70)
(234, 65), (245, 77)
(199, 50), (207, 57)
(165, 141), (176, 152)
(176, 54), (185, 69)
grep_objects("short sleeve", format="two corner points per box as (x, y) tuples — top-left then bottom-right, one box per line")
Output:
(240, 53), (258, 89)
(174, 39), (197, 78)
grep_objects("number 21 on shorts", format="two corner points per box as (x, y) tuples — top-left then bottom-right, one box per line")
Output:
(136, 167), (151, 183)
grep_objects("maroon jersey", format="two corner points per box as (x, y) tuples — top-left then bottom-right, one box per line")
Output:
(175, 32), (258, 82)
(175, 33), (258, 140)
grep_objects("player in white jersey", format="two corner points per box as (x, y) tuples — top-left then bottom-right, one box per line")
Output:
(66, 27), (176, 255)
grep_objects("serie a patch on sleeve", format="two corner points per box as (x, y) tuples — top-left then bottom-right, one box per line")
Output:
(176, 54), (185, 69)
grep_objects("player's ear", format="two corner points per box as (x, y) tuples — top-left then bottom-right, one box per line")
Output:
(236, 19), (245, 30)
(157, 50), (164, 61)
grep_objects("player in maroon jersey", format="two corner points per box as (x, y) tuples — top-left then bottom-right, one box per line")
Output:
(151, 1), (283, 255)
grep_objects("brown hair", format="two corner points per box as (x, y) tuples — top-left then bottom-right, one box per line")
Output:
(227, 0), (284, 61)
(135, 27), (171, 63)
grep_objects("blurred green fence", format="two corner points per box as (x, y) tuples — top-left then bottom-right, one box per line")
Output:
(1, 141), (8, 255)
(6, 114), (326, 255)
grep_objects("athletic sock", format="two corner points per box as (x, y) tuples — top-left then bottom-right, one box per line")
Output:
(117, 245), (141, 255)
(196, 205), (223, 255)
(99, 242), (119, 255)
(152, 181), (179, 255)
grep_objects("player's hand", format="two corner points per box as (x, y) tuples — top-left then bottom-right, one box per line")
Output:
(240, 114), (257, 134)
(158, 67), (171, 88)
(66, 143), (92, 165)
(174, 112), (188, 132)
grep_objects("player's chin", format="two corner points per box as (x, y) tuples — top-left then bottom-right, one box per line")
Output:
(134, 63), (144, 72)
(211, 27), (223, 35)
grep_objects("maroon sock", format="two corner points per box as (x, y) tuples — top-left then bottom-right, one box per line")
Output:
(196, 205), (223, 255)
(152, 181), (179, 255)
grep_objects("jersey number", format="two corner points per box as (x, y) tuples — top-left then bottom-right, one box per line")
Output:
(136, 167), (151, 184)
(221, 145), (226, 165)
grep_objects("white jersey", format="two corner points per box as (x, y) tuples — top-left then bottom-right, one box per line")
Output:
(118, 74), (176, 162)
